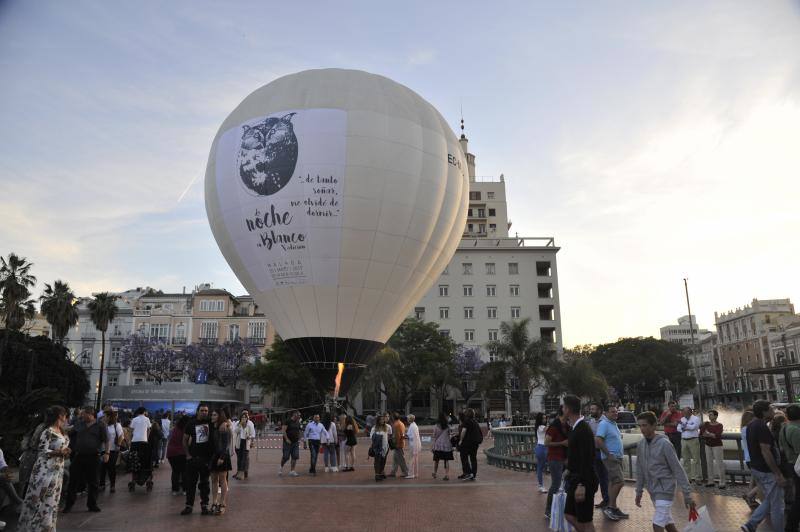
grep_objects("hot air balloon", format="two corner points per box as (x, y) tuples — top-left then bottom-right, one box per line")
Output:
(205, 69), (468, 397)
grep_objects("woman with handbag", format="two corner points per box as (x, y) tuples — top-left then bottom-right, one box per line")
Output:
(342, 415), (359, 471)
(100, 409), (124, 493)
(432, 411), (454, 481)
(369, 414), (390, 481)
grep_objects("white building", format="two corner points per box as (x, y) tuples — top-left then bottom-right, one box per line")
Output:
(409, 130), (562, 415)
(660, 315), (713, 346)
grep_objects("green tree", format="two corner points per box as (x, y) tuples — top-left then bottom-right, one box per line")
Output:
(386, 318), (457, 412)
(39, 280), (79, 344)
(0, 253), (37, 377)
(359, 347), (404, 411)
(547, 349), (609, 401)
(590, 337), (693, 403)
(0, 330), (89, 462)
(243, 336), (320, 408)
(88, 292), (118, 411)
(486, 318), (556, 412)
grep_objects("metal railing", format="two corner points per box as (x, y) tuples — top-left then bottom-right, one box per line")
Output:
(485, 426), (750, 483)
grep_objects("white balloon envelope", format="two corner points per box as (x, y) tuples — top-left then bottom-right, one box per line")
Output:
(205, 68), (468, 395)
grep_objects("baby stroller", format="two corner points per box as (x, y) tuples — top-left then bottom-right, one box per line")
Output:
(127, 442), (154, 492)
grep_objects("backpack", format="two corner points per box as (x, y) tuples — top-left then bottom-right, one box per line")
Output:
(370, 431), (384, 457)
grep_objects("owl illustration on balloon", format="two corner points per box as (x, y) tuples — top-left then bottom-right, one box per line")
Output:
(237, 112), (298, 196)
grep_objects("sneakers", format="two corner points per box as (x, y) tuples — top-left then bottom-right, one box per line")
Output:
(404, 475), (416, 479)
(324, 467), (330, 473)
(594, 501), (608, 509)
(278, 467), (284, 476)
(611, 508), (629, 519)
(461, 474), (475, 481)
(602, 507), (620, 521)
(289, 470), (299, 477)
(538, 485), (547, 493)
(332, 466), (339, 472)
(741, 525), (755, 532)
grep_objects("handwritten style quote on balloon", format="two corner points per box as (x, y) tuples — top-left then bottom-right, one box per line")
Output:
(216, 108), (347, 290)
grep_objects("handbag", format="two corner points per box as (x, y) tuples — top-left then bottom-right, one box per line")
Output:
(682, 505), (716, 532)
(549, 479), (573, 532)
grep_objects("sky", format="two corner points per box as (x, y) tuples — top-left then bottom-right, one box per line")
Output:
(1, 1), (799, 347)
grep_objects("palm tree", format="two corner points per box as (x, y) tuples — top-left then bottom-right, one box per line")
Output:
(40, 280), (79, 344)
(486, 318), (555, 413)
(0, 253), (37, 377)
(89, 292), (118, 411)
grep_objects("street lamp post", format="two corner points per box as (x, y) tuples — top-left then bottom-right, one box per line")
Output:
(683, 278), (704, 409)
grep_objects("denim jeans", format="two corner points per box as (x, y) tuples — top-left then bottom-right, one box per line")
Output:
(545, 459), (564, 514)
(323, 443), (337, 467)
(308, 439), (321, 473)
(595, 453), (609, 505)
(746, 469), (784, 531)
(535, 444), (548, 487)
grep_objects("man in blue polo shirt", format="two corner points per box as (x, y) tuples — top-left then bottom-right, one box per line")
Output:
(596, 405), (627, 521)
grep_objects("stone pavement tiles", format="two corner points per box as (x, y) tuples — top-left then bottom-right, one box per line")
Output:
(4, 437), (778, 531)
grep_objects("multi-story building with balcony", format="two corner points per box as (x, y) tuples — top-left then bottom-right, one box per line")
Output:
(713, 298), (796, 404)
(660, 315), (713, 346)
(407, 130), (562, 416)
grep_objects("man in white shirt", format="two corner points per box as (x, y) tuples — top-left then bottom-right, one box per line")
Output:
(677, 407), (701, 483)
(129, 407), (152, 488)
(160, 413), (171, 464)
(303, 414), (324, 476)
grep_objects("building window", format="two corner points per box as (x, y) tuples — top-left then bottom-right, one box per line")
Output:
(439, 285), (449, 297)
(463, 285), (473, 297)
(511, 307), (521, 319)
(487, 192), (495, 199)
(414, 307), (425, 320)
(464, 307), (474, 319)
(467, 223), (474, 232)
(485, 263), (495, 275)
(108, 376), (118, 387)
(489, 224), (496, 232)
(469, 191), (481, 200)
(487, 307), (497, 319)
(478, 223), (486, 234)
(467, 208), (473, 217)
(486, 285), (496, 297)
(111, 346), (121, 365)
(539, 305), (554, 321)
(248, 321), (265, 339)
(439, 307), (449, 319)
(489, 347), (498, 362)
(200, 300), (225, 312)
(200, 321), (218, 339)
(80, 350), (91, 366)
(229, 324), (240, 341)
(149, 323), (170, 342)
(536, 261), (551, 276)
(464, 329), (475, 342)
(488, 208), (496, 216)
(439, 329), (450, 338)
(477, 208), (485, 217)
(538, 283), (553, 298)
(462, 263), (473, 275)
(508, 262), (519, 275)
(488, 329), (498, 341)
(510, 285), (520, 297)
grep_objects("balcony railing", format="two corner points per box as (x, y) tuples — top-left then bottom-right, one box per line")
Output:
(172, 336), (187, 345)
(245, 337), (266, 346)
(199, 337), (218, 346)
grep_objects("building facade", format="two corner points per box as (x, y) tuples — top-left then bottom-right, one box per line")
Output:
(406, 132), (562, 416)
(660, 315), (712, 345)
(713, 298), (796, 404)
(60, 285), (274, 407)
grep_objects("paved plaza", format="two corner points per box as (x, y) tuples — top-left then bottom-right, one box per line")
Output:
(2, 433), (778, 531)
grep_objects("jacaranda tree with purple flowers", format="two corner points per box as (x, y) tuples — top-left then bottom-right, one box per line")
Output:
(120, 334), (181, 384)
(182, 339), (256, 387)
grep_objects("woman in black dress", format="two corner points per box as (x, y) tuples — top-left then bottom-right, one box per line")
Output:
(342, 415), (359, 471)
(209, 408), (232, 515)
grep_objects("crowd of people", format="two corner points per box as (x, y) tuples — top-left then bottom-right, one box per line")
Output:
(9, 397), (800, 531)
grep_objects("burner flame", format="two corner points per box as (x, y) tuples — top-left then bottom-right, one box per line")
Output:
(333, 363), (345, 398)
